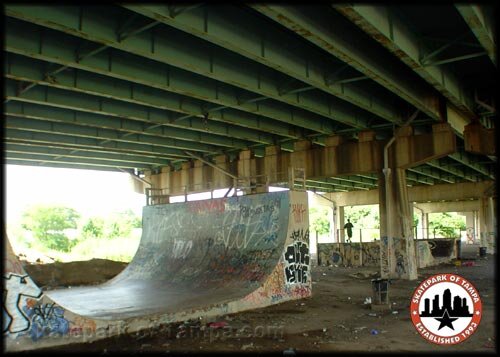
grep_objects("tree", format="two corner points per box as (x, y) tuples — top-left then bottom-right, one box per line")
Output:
(81, 217), (105, 239)
(104, 209), (142, 239)
(429, 212), (465, 238)
(21, 205), (80, 252)
(309, 207), (331, 235)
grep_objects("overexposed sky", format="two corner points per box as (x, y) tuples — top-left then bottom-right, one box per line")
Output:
(5, 164), (146, 224)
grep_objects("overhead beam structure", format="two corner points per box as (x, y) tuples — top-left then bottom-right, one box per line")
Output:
(455, 4), (496, 66)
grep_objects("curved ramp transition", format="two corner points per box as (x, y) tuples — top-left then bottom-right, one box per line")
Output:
(3, 191), (311, 351)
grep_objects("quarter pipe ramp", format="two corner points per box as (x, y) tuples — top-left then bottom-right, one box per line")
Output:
(3, 191), (311, 351)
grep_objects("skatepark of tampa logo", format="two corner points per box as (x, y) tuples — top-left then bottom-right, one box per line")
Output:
(410, 273), (482, 345)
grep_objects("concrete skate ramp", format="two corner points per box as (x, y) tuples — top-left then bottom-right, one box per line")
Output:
(4, 191), (311, 351)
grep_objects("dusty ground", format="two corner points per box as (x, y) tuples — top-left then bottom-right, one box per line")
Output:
(20, 256), (496, 354)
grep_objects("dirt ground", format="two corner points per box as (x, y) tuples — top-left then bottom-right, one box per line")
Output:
(20, 256), (496, 354)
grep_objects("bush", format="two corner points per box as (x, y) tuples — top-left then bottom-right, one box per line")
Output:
(21, 205), (80, 252)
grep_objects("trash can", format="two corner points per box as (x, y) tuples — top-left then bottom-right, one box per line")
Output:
(455, 239), (461, 259)
(371, 278), (389, 305)
(479, 247), (487, 257)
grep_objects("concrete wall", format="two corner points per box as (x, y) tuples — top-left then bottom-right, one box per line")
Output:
(317, 238), (457, 269)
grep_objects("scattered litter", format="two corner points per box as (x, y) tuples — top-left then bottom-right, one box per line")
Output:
(368, 313), (378, 317)
(370, 329), (379, 335)
(347, 297), (351, 300)
(208, 321), (228, 329)
(364, 297), (372, 305)
(336, 324), (347, 330)
(300, 302), (306, 306)
(322, 273), (327, 276)
(334, 264), (339, 268)
(354, 326), (367, 332)
(241, 343), (254, 351)
(392, 310), (399, 315)
(462, 261), (475, 267)
(322, 328), (328, 333)
(392, 302), (397, 305)
(283, 348), (296, 356)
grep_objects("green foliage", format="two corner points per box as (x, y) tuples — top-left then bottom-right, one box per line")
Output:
(21, 205), (80, 252)
(309, 207), (331, 235)
(429, 212), (466, 238)
(104, 209), (142, 239)
(344, 205), (380, 229)
(81, 217), (105, 239)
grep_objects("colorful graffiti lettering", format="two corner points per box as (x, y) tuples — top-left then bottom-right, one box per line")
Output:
(3, 273), (42, 334)
(284, 241), (310, 284)
(291, 203), (306, 223)
(23, 302), (69, 341)
(188, 199), (225, 214)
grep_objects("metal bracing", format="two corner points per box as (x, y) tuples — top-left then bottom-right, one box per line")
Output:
(448, 152), (495, 179)
(4, 82), (260, 148)
(250, 4), (440, 123)
(425, 159), (477, 182)
(5, 116), (221, 154)
(5, 140), (185, 163)
(122, 4), (405, 125)
(5, 159), (138, 173)
(5, 143), (174, 167)
(5, 129), (193, 159)
(334, 5), (477, 121)
(6, 152), (156, 170)
(4, 6), (373, 130)
(455, 4), (496, 66)
(408, 166), (456, 184)
(4, 24), (336, 136)
(5, 53), (302, 141)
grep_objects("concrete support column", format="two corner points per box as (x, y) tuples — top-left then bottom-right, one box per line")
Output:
(463, 212), (475, 243)
(378, 168), (418, 280)
(338, 206), (345, 243)
(237, 150), (256, 194)
(479, 196), (496, 254)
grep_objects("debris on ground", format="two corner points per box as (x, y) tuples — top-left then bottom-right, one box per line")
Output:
(370, 329), (379, 335)
(241, 343), (254, 351)
(364, 297), (372, 305)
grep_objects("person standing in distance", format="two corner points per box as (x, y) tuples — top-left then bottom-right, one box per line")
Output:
(344, 218), (354, 243)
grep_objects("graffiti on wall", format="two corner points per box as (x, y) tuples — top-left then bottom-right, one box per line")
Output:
(22, 301), (69, 341)
(283, 241), (310, 284)
(291, 203), (306, 223)
(3, 273), (42, 334)
(380, 236), (390, 278)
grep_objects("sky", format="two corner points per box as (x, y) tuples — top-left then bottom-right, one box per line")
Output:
(4, 164), (146, 224)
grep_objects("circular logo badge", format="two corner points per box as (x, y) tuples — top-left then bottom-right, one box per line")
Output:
(410, 273), (482, 345)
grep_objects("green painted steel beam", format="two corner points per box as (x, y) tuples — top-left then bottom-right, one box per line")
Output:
(123, 4), (403, 125)
(4, 6), (372, 130)
(408, 166), (457, 184)
(5, 143), (174, 166)
(249, 4), (439, 123)
(5, 129), (191, 159)
(308, 178), (372, 191)
(4, 22), (334, 135)
(405, 171), (434, 185)
(334, 5), (477, 122)
(329, 175), (378, 187)
(5, 140), (184, 164)
(5, 53), (301, 141)
(426, 159), (477, 182)
(455, 4), (496, 66)
(448, 152), (495, 179)
(5, 116), (220, 154)
(6, 152), (155, 170)
(6, 159), (137, 173)
(4, 81), (257, 149)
